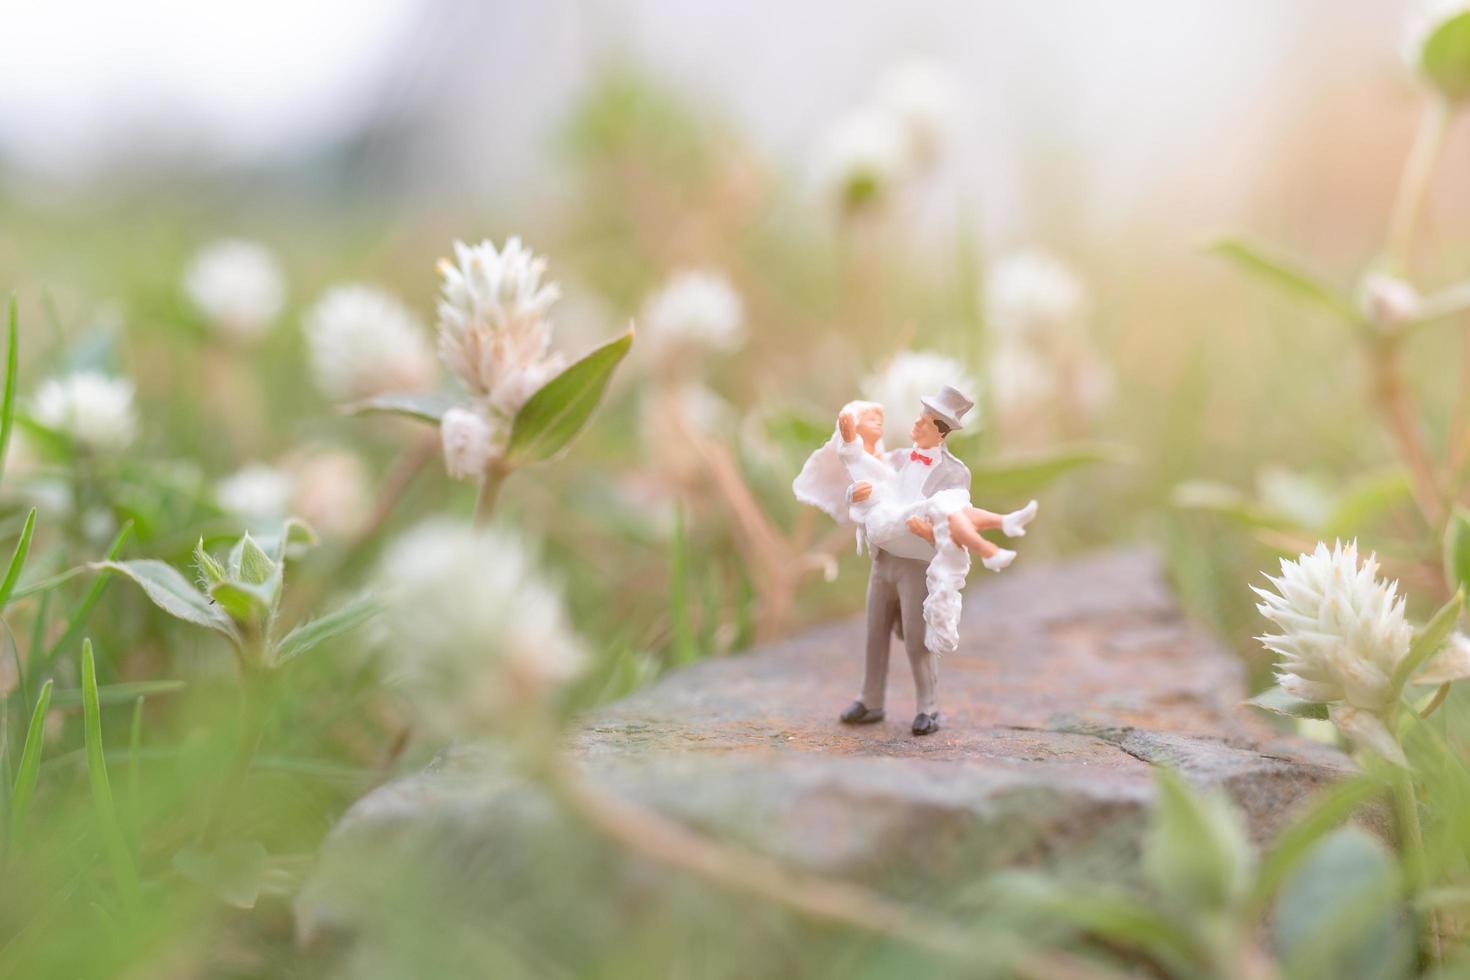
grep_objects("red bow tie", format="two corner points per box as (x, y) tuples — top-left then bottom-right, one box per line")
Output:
(910, 451), (933, 465)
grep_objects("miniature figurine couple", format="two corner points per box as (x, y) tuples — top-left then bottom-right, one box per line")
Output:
(793, 385), (1037, 735)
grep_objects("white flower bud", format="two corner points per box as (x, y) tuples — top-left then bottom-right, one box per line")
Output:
(984, 249), (1087, 342)
(436, 237), (564, 416)
(811, 106), (908, 213)
(32, 371), (138, 452)
(215, 463), (295, 522)
(305, 285), (436, 402)
(440, 406), (496, 481)
(1359, 273), (1421, 331)
(375, 519), (587, 739)
(640, 270), (745, 367)
(861, 351), (979, 426)
(873, 60), (963, 169)
(184, 239), (285, 342)
(1254, 541), (1413, 764)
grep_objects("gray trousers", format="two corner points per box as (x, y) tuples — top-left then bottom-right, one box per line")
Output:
(861, 549), (938, 716)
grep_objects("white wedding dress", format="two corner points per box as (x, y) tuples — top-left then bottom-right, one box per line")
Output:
(791, 402), (974, 657)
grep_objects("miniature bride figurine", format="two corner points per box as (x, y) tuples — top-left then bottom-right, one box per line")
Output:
(793, 386), (1037, 735)
(834, 402), (1033, 571)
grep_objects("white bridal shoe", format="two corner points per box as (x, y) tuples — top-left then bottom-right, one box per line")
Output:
(982, 548), (1016, 572)
(1002, 499), (1039, 538)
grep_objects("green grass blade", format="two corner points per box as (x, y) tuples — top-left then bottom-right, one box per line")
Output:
(81, 639), (140, 907)
(0, 508), (37, 610)
(1, 616), (27, 724)
(1207, 237), (1360, 324)
(127, 696), (143, 850)
(49, 679), (186, 708)
(10, 679), (53, 845)
(0, 297), (17, 489)
(26, 591), (49, 708)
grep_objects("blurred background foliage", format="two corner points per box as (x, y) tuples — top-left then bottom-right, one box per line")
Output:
(5, 1), (1470, 976)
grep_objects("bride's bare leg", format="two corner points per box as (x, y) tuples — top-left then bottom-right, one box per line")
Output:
(947, 511), (999, 557)
(965, 507), (1004, 530)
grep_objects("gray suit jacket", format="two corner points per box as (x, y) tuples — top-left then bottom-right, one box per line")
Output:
(880, 445), (971, 498)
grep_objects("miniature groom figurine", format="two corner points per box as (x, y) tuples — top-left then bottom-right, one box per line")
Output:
(841, 385), (974, 736)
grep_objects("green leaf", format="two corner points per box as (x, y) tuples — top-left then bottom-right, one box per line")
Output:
(1390, 590), (1463, 694)
(1208, 237), (1360, 324)
(231, 533), (276, 587)
(0, 508), (37, 609)
(1419, 10), (1470, 102)
(505, 328), (633, 466)
(50, 679), (186, 708)
(978, 872), (1202, 975)
(273, 594), (378, 668)
(1143, 768), (1252, 914)
(10, 564), (87, 604)
(82, 639), (140, 907)
(1321, 469), (1414, 538)
(1246, 685), (1330, 720)
(9, 678), (53, 842)
(1271, 828), (1411, 980)
(172, 840), (270, 909)
(343, 390), (457, 424)
(194, 539), (226, 588)
(968, 442), (1129, 500)
(89, 559), (239, 642)
(209, 581), (272, 627)
(0, 297), (16, 489)
(1172, 481), (1300, 532)
(1251, 775), (1383, 911)
(1444, 509), (1470, 597)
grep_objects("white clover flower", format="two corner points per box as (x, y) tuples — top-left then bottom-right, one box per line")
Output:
(436, 237), (566, 417)
(184, 239), (285, 342)
(1359, 273), (1421, 331)
(1254, 541), (1412, 764)
(304, 285), (436, 402)
(32, 371), (138, 452)
(873, 60), (963, 169)
(375, 519), (587, 739)
(984, 249), (1087, 342)
(811, 106), (909, 213)
(215, 463), (295, 522)
(287, 447), (371, 538)
(440, 406), (497, 481)
(987, 341), (1057, 410)
(640, 269), (745, 364)
(861, 351), (979, 425)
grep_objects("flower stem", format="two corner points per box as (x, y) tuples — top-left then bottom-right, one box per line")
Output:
(1387, 96), (1451, 276)
(1373, 340), (1444, 527)
(542, 757), (1128, 979)
(200, 666), (269, 846)
(1391, 764), (1443, 961)
(474, 460), (511, 527)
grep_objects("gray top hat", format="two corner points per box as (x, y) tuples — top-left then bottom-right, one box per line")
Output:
(919, 384), (975, 431)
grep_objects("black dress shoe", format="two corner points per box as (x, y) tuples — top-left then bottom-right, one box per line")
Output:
(839, 701), (885, 725)
(911, 712), (941, 736)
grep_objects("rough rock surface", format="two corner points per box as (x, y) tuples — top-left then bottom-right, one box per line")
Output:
(300, 549), (1352, 949)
